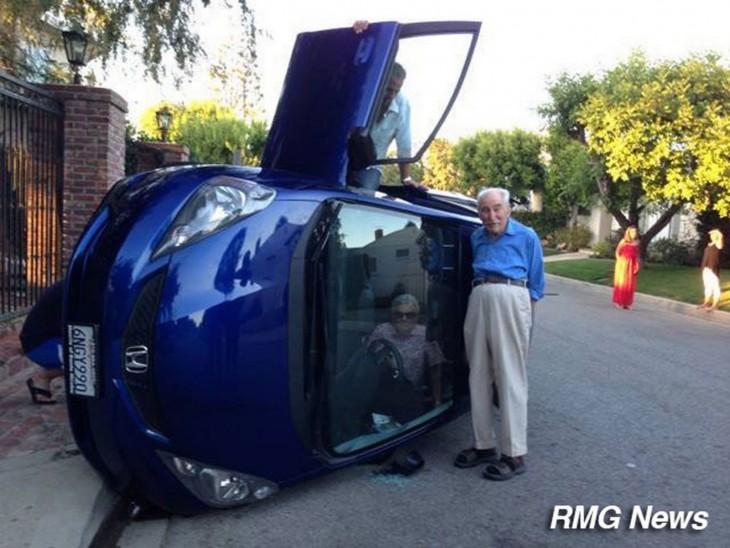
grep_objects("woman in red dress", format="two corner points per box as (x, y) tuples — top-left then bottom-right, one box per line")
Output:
(612, 226), (641, 309)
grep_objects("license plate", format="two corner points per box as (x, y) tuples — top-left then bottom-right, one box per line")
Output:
(67, 324), (99, 398)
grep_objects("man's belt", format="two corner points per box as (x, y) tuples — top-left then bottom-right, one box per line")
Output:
(472, 276), (528, 288)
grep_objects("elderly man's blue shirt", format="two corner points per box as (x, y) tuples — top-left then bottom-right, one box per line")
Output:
(471, 218), (545, 301)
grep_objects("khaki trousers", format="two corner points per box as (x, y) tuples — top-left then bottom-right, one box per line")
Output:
(464, 283), (532, 457)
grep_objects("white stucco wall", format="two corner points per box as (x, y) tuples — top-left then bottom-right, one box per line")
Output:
(578, 204), (699, 245)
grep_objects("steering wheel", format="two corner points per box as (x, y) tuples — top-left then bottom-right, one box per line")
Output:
(366, 338), (404, 380)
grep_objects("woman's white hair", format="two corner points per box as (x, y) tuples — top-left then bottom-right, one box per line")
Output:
(391, 293), (419, 311)
(476, 187), (510, 206)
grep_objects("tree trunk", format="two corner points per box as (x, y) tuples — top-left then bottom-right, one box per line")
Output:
(595, 175), (628, 226)
(638, 202), (684, 260)
(594, 173), (684, 262)
(569, 204), (579, 228)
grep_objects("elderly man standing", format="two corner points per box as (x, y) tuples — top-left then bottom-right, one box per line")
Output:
(454, 187), (545, 480)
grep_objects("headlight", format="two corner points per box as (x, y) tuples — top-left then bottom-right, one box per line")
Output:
(158, 451), (279, 508)
(153, 176), (275, 258)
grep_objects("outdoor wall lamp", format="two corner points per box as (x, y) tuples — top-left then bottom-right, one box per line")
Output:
(62, 30), (90, 85)
(155, 107), (173, 142)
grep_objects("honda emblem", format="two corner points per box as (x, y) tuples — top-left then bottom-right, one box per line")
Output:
(125, 345), (149, 374)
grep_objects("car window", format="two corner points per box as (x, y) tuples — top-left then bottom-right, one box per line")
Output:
(321, 203), (460, 454)
(370, 32), (476, 165)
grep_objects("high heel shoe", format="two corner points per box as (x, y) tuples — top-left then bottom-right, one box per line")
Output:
(26, 378), (57, 405)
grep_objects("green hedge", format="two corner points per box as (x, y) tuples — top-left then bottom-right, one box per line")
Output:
(511, 210), (565, 240)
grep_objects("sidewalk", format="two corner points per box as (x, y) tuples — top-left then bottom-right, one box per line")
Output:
(0, 327), (72, 459)
(544, 251), (730, 327)
(543, 250), (593, 262)
(0, 325), (117, 548)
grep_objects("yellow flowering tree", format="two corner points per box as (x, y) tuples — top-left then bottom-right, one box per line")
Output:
(579, 52), (730, 241)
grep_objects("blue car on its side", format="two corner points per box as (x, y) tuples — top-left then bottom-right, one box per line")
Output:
(64, 21), (482, 515)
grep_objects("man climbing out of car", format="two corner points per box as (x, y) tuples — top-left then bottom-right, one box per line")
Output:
(352, 20), (426, 191)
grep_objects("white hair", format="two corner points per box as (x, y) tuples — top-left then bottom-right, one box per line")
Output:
(391, 293), (419, 311)
(477, 187), (510, 207)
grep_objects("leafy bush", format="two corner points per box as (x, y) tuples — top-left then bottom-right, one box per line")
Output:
(647, 237), (701, 266)
(512, 210), (565, 242)
(125, 124), (155, 175)
(177, 118), (268, 165)
(592, 240), (613, 259)
(553, 224), (592, 251)
(591, 229), (623, 259)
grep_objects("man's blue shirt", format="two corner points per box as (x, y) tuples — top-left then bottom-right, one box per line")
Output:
(370, 93), (411, 159)
(471, 218), (545, 301)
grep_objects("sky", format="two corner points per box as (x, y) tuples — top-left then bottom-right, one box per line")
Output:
(100, 0), (730, 140)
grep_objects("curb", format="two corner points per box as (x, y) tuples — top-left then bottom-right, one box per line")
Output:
(84, 484), (123, 548)
(546, 273), (730, 327)
(0, 445), (120, 548)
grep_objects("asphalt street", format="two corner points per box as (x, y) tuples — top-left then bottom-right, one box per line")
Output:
(118, 275), (729, 548)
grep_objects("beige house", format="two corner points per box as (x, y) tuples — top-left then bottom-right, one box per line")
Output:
(579, 202), (699, 245)
(361, 223), (429, 304)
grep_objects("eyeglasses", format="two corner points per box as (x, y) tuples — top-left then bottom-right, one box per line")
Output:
(393, 311), (417, 320)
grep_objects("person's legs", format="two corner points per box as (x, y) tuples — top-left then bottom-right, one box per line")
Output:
(26, 337), (63, 369)
(26, 337), (64, 403)
(702, 268), (721, 309)
(489, 286), (531, 458)
(701, 268), (712, 306)
(710, 272), (721, 309)
(463, 286), (496, 451)
(36, 367), (64, 383)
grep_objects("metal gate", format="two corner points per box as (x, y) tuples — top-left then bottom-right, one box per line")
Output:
(1, 71), (64, 321)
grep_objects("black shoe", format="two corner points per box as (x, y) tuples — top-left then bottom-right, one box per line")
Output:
(374, 451), (424, 477)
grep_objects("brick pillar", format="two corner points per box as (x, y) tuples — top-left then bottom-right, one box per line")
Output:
(131, 142), (189, 174)
(41, 85), (128, 269)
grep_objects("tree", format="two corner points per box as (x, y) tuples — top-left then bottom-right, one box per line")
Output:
(0, 0), (256, 83)
(1, 11), (64, 82)
(451, 129), (546, 200)
(539, 72), (598, 144)
(540, 53), (730, 257)
(544, 132), (599, 227)
(124, 123), (154, 175)
(140, 100), (232, 142)
(209, 26), (265, 120)
(582, 53), (730, 214)
(579, 52), (730, 254)
(177, 117), (268, 165)
(422, 138), (460, 192)
(139, 100), (268, 165)
(539, 73), (601, 225)
(541, 71), (643, 231)
(380, 161), (424, 185)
